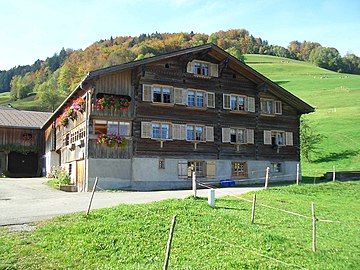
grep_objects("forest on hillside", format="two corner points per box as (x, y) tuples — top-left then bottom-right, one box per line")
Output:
(1, 29), (359, 111)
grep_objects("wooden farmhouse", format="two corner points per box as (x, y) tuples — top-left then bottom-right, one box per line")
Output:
(42, 44), (314, 191)
(0, 107), (51, 177)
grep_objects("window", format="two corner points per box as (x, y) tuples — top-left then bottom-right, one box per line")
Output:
(261, 99), (282, 115)
(152, 86), (172, 103)
(270, 163), (282, 173)
(187, 161), (205, 178)
(63, 133), (70, 146)
(193, 62), (209, 76)
(261, 99), (274, 114)
(68, 164), (72, 177)
(159, 158), (165, 169)
(232, 162), (247, 178)
(229, 95), (246, 111)
(188, 90), (206, 108)
(186, 125), (205, 141)
(271, 131), (285, 146)
(229, 128), (246, 144)
(151, 123), (171, 140)
(94, 120), (131, 136)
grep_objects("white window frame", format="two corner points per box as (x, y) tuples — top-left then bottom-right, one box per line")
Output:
(187, 89), (206, 108)
(229, 128), (247, 144)
(151, 122), (172, 141)
(193, 61), (210, 76)
(230, 94), (247, 111)
(152, 85), (173, 104)
(271, 130), (286, 146)
(186, 124), (205, 142)
(94, 119), (131, 137)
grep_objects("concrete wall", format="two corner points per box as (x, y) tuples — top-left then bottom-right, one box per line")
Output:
(44, 151), (60, 176)
(84, 157), (299, 191)
(87, 158), (132, 190)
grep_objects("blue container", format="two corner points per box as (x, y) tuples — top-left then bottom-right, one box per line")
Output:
(220, 180), (236, 187)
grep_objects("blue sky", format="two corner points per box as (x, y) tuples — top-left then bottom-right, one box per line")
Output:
(1, 0), (359, 70)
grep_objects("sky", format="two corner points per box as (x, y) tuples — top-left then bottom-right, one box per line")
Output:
(0, 0), (359, 70)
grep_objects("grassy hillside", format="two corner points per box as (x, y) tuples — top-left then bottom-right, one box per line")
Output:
(1, 181), (359, 269)
(245, 54), (360, 176)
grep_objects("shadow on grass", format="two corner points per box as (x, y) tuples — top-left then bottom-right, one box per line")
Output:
(312, 150), (359, 164)
(215, 206), (247, 211)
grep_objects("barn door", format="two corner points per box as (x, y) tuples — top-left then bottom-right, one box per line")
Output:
(76, 160), (85, 192)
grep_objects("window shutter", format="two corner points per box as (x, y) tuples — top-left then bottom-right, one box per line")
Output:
(178, 160), (188, 179)
(180, 125), (187, 140)
(275, 101), (282, 114)
(206, 161), (216, 178)
(286, 132), (293, 146)
(142, 84), (152, 102)
(172, 124), (181, 140)
(206, 126), (214, 142)
(182, 89), (188, 105)
(264, 130), (272, 145)
(223, 94), (231, 109)
(210, 63), (219, 77)
(174, 88), (184, 104)
(222, 128), (231, 143)
(186, 61), (193, 73)
(207, 92), (215, 108)
(141, 122), (152, 138)
(247, 97), (255, 113)
(169, 87), (174, 103)
(246, 129), (254, 144)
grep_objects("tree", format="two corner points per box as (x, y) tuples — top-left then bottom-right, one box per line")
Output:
(225, 47), (244, 62)
(37, 75), (61, 111)
(309, 47), (342, 71)
(300, 119), (325, 162)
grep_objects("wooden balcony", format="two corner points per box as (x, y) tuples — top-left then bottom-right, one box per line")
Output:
(88, 137), (132, 159)
(90, 104), (133, 119)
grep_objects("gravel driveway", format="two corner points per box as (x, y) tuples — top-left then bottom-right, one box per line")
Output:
(0, 177), (261, 226)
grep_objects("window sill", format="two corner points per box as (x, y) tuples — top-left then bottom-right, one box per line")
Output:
(186, 106), (207, 111)
(151, 102), (174, 107)
(192, 74), (212, 79)
(260, 113), (276, 117)
(229, 110), (249, 115)
(231, 176), (248, 179)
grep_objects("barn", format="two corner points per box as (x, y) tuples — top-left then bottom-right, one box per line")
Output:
(0, 106), (51, 177)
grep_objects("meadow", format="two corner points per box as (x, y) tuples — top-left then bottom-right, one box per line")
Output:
(1, 180), (359, 269)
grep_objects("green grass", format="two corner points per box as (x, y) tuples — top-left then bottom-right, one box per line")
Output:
(245, 54), (360, 176)
(0, 92), (48, 111)
(1, 181), (359, 269)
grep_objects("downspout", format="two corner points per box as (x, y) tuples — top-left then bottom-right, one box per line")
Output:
(83, 87), (93, 192)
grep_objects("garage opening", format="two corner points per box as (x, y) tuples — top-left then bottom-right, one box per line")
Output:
(8, 152), (39, 177)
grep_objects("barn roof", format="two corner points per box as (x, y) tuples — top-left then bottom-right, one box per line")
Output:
(0, 107), (51, 129)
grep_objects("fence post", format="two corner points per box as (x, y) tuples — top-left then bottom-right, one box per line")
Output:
(265, 167), (270, 189)
(311, 202), (317, 252)
(251, 193), (256, 224)
(332, 166), (336, 182)
(86, 177), (99, 216)
(296, 163), (300, 185)
(192, 171), (197, 198)
(208, 189), (215, 208)
(163, 215), (177, 270)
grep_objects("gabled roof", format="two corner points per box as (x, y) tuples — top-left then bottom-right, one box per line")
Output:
(43, 43), (314, 128)
(0, 107), (51, 129)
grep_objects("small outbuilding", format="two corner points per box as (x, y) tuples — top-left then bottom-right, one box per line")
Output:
(0, 106), (51, 177)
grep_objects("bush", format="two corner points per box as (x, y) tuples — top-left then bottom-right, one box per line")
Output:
(47, 166), (71, 186)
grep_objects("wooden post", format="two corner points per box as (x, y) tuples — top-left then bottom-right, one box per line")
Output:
(296, 163), (300, 185)
(86, 177), (99, 216)
(264, 167), (270, 189)
(163, 215), (177, 270)
(192, 171), (197, 198)
(332, 166), (336, 182)
(311, 202), (317, 252)
(251, 193), (256, 224)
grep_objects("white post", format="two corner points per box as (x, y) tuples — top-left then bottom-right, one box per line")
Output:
(332, 165), (336, 182)
(265, 167), (270, 189)
(312, 202), (317, 252)
(192, 171), (197, 198)
(208, 189), (215, 208)
(251, 193), (256, 224)
(296, 163), (300, 185)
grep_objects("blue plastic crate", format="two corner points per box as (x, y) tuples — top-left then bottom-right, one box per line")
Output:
(220, 180), (235, 187)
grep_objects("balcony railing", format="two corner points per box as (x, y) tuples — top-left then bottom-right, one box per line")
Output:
(90, 104), (132, 119)
(88, 137), (132, 159)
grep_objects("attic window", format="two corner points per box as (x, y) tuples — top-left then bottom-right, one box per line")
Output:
(164, 63), (170, 68)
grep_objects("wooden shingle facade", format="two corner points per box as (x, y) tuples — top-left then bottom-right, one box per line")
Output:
(43, 44), (314, 191)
